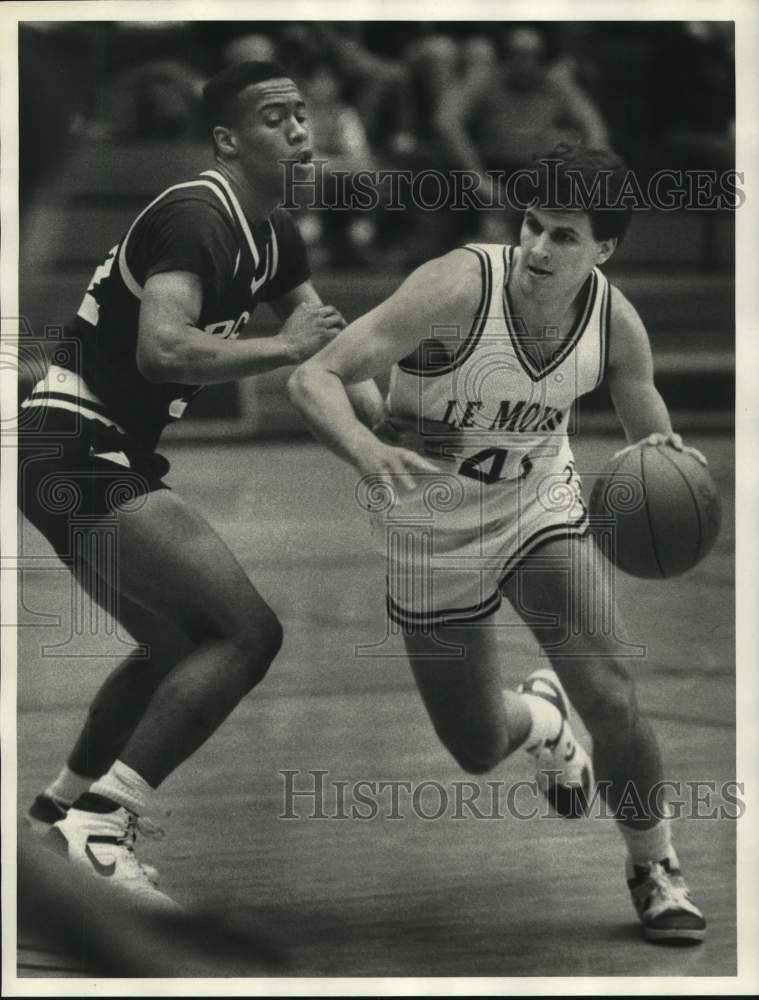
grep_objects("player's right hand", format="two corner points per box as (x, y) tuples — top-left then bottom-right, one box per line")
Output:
(358, 443), (441, 494)
(373, 414), (464, 460)
(278, 303), (346, 363)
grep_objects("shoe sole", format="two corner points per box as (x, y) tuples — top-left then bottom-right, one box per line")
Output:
(24, 815), (56, 838)
(644, 925), (706, 943)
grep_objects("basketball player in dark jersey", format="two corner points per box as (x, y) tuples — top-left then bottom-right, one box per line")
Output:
(290, 146), (709, 943)
(19, 61), (383, 905)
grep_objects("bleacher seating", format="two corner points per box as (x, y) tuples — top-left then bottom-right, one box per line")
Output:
(20, 138), (735, 439)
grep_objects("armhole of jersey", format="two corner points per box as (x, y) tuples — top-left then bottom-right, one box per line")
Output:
(269, 220), (279, 280)
(201, 169), (260, 269)
(118, 180), (236, 302)
(397, 246), (492, 377)
(596, 279), (612, 388)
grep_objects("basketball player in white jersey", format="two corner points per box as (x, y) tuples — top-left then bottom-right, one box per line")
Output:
(289, 145), (708, 943)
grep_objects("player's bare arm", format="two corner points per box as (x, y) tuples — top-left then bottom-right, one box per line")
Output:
(607, 287), (706, 464)
(606, 286), (673, 442)
(289, 249), (481, 490)
(137, 270), (345, 385)
(268, 279), (385, 429)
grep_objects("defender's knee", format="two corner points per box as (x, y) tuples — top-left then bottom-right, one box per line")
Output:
(235, 611), (283, 686)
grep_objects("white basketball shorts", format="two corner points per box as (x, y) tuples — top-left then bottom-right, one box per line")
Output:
(367, 456), (589, 628)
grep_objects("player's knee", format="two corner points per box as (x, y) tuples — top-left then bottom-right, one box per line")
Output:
(234, 611), (283, 686)
(448, 747), (499, 775)
(435, 728), (506, 775)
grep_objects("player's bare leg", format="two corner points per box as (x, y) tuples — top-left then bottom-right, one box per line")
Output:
(501, 536), (662, 819)
(74, 566), (196, 769)
(28, 592), (191, 833)
(403, 622), (592, 811)
(403, 625), (530, 773)
(85, 488), (283, 785)
(44, 489), (283, 905)
(501, 534), (706, 941)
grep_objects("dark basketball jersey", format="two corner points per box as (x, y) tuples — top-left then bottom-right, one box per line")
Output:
(59, 168), (309, 449)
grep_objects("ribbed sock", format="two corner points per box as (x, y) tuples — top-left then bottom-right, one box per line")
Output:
(619, 817), (677, 873)
(517, 692), (564, 753)
(89, 760), (154, 816)
(45, 765), (92, 806)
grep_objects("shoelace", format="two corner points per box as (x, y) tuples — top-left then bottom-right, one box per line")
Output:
(135, 813), (167, 840)
(115, 813), (167, 884)
(638, 862), (693, 910)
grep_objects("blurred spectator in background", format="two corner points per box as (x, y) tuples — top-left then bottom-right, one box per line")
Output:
(380, 33), (498, 266)
(221, 32), (278, 66)
(296, 60), (378, 267)
(438, 25), (609, 240)
(547, 23), (605, 104)
(88, 22), (205, 139)
(21, 20), (735, 270)
(19, 23), (98, 206)
(649, 21), (735, 172)
(308, 24), (406, 148)
(93, 60), (204, 139)
(440, 26), (608, 169)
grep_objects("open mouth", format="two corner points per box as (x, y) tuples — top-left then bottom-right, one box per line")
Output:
(298, 148), (314, 164)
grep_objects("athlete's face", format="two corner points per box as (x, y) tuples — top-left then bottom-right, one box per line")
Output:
(221, 78), (312, 190)
(516, 208), (615, 300)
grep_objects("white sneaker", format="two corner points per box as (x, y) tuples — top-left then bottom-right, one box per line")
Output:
(518, 668), (594, 818)
(43, 804), (177, 910)
(25, 792), (69, 836)
(26, 792), (160, 886)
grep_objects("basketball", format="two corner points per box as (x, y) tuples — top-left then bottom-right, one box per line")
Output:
(589, 443), (722, 578)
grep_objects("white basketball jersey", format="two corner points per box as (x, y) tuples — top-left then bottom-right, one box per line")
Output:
(386, 243), (611, 482)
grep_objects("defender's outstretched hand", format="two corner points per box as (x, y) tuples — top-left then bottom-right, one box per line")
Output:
(277, 303), (346, 364)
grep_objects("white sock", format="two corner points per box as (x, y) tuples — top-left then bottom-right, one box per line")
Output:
(45, 765), (92, 806)
(90, 760), (154, 816)
(619, 818), (677, 873)
(515, 692), (564, 753)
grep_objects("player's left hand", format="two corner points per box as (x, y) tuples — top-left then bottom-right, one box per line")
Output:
(613, 432), (708, 466)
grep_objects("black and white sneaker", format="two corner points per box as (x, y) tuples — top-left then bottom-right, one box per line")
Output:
(518, 668), (594, 818)
(28, 790), (161, 886)
(627, 855), (706, 943)
(42, 797), (176, 910)
(25, 793), (69, 836)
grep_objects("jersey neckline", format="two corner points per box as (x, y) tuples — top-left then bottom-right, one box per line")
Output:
(502, 245), (597, 383)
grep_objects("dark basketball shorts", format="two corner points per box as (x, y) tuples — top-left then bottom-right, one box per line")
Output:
(18, 402), (170, 563)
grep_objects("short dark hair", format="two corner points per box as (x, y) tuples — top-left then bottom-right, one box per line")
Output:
(523, 143), (633, 243)
(202, 60), (291, 134)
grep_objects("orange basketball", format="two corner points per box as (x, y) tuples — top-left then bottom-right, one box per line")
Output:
(589, 442), (722, 579)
